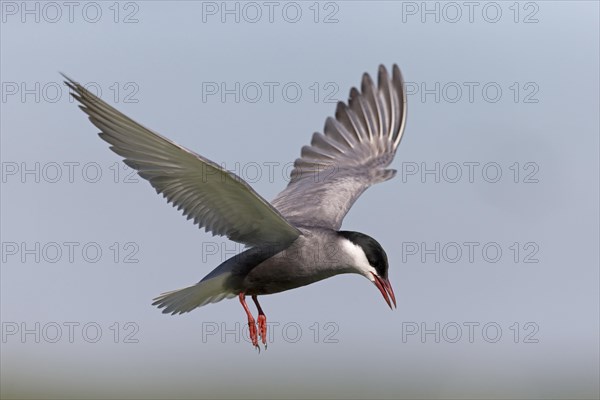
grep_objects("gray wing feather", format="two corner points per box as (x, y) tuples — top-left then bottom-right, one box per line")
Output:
(271, 65), (407, 230)
(65, 76), (301, 247)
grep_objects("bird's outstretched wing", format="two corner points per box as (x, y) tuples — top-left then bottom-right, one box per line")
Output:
(65, 76), (301, 247)
(271, 65), (407, 230)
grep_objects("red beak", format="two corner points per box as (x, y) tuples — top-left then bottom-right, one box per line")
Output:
(372, 273), (397, 309)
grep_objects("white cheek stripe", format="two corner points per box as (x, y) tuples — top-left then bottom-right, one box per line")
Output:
(340, 238), (376, 278)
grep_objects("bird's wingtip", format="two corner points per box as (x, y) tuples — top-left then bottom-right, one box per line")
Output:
(59, 71), (74, 83)
(59, 72), (80, 94)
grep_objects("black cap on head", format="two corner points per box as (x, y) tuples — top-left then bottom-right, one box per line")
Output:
(338, 231), (389, 278)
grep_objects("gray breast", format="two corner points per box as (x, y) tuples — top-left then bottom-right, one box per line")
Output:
(231, 229), (356, 295)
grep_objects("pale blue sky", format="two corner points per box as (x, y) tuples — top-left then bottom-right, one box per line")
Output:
(1, 1), (599, 399)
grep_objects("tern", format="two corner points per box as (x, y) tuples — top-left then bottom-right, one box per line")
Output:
(65, 64), (407, 349)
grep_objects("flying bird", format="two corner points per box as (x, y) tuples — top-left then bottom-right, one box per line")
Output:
(65, 65), (407, 350)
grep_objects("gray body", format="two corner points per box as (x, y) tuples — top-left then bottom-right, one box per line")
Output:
(218, 228), (355, 295)
(64, 64), (406, 315)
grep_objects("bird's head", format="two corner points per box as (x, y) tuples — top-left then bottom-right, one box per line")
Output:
(338, 231), (396, 309)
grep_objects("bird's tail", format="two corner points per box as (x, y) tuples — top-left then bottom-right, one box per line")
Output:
(152, 272), (236, 315)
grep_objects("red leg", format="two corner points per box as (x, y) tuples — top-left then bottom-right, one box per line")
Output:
(239, 293), (258, 349)
(252, 295), (267, 347)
